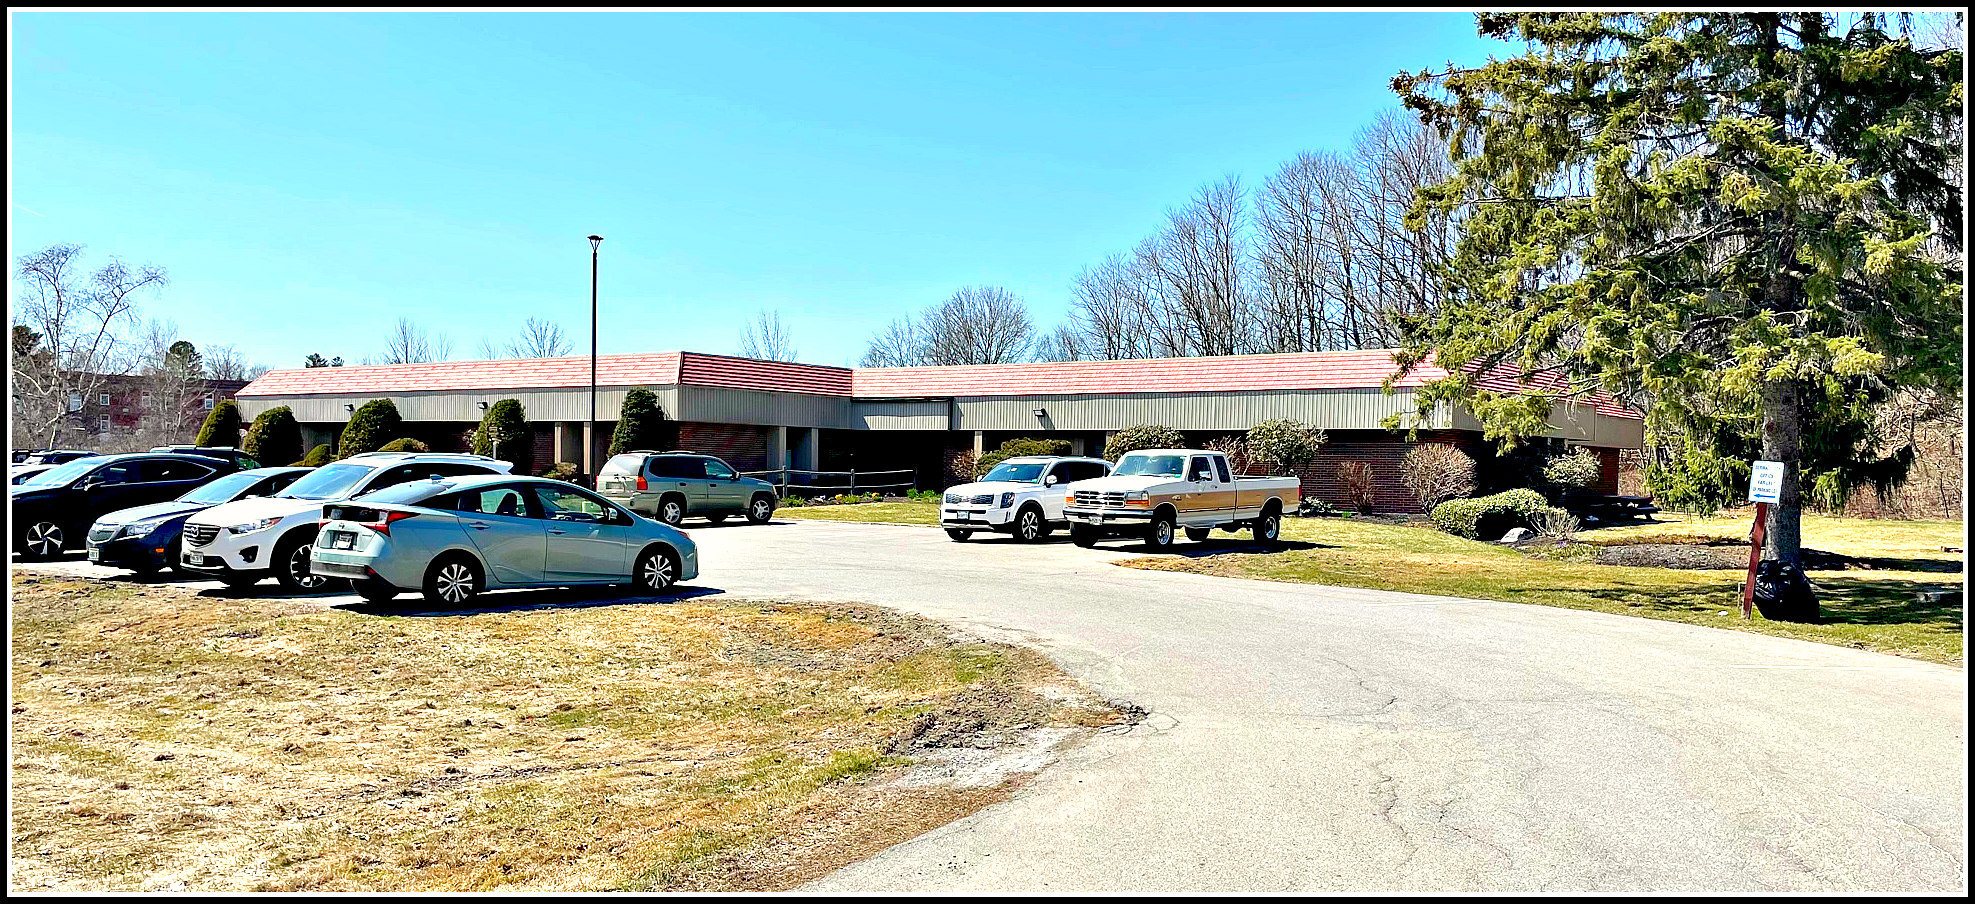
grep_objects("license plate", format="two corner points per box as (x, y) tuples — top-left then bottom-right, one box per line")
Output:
(329, 531), (356, 550)
(87, 547), (100, 562)
(186, 553), (207, 566)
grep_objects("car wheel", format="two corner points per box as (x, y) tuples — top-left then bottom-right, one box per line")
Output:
(1253, 510), (1282, 546)
(19, 521), (64, 560)
(1014, 507), (1045, 543)
(945, 528), (974, 542)
(1071, 525), (1098, 548)
(658, 496), (687, 527)
(631, 546), (679, 593)
(1184, 527), (1213, 543)
(354, 577), (399, 604)
(273, 532), (333, 593)
(1144, 513), (1176, 551)
(746, 495), (775, 524)
(423, 555), (482, 606)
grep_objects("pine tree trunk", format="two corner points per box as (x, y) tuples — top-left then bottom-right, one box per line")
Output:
(1759, 378), (1803, 567)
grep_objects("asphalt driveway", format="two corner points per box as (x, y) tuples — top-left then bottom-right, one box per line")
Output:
(14, 518), (1965, 891)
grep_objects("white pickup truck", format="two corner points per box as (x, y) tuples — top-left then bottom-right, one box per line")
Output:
(1060, 448), (1301, 550)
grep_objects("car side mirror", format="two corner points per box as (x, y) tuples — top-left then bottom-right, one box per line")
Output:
(1044, 474), (1059, 487)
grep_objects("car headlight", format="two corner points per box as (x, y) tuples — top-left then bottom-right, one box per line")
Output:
(1124, 491), (1149, 502)
(123, 518), (170, 537)
(228, 516), (283, 535)
(999, 492), (1014, 508)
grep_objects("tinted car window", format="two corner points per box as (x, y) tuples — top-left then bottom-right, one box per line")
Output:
(1187, 457), (1214, 481)
(277, 463), (372, 500)
(258, 471), (306, 496)
(95, 462), (141, 485)
(650, 457), (704, 479)
(452, 485), (535, 518)
(600, 454), (644, 477)
(1213, 457), (1232, 483)
(360, 479), (464, 507)
(704, 458), (737, 480)
(179, 471), (264, 504)
(145, 458), (217, 482)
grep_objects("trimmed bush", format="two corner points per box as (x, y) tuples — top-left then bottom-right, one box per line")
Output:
(471, 399), (528, 463)
(1246, 419), (1327, 474)
(609, 387), (667, 455)
(1400, 443), (1477, 509)
(1431, 489), (1557, 539)
(241, 405), (303, 469)
(336, 399), (402, 459)
(377, 437), (430, 453)
(539, 461), (580, 483)
(297, 443), (333, 467)
(194, 399), (243, 447)
(1103, 425), (1184, 461)
(975, 437), (1074, 477)
(1542, 448), (1602, 490)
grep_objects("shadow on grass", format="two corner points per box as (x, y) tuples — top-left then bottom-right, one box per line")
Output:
(341, 584), (726, 618)
(1114, 539), (1336, 558)
(1514, 575), (1964, 630)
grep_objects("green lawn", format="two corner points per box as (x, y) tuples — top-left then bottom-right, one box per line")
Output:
(1122, 513), (1964, 665)
(779, 500), (939, 525)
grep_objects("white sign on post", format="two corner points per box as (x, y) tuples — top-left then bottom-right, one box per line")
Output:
(1749, 460), (1785, 504)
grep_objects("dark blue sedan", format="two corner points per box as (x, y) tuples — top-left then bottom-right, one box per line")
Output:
(86, 467), (312, 575)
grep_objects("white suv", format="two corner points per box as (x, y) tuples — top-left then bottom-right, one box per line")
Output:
(940, 456), (1112, 542)
(180, 452), (513, 592)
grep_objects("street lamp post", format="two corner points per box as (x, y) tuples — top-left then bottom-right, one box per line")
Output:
(587, 234), (603, 482)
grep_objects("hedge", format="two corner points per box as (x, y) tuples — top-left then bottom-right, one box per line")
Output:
(976, 437), (1073, 477)
(336, 399), (402, 459)
(297, 444), (333, 467)
(194, 399), (243, 448)
(1542, 449), (1602, 490)
(1430, 488), (1559, 540)
(1103, 425), (1184, 461)
(377, 437), (430, 453)
(241, 405), (302, 469)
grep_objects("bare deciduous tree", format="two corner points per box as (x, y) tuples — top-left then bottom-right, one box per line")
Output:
(859, 314), (924, 367)
(122, 319), (209, 449)
(372, 317), (454, 365)
(201, 343), (269, 382)
(738, 310), (798, 362)
(10, 243), (159, 448)
(859, 286), (1035, 367)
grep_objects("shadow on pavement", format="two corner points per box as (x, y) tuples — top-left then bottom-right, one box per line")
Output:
(339, 584), (725, 617)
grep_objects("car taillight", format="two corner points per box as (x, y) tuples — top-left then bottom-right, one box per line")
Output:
(362, 511), (419, 536)
(636, 475), (648, 491)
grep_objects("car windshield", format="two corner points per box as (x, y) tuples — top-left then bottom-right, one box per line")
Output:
(1113, 454), (1186, 478)
(17, 457), (106, 487)
(275, 463), (372, 500)
(177, 471), (263, 504)
(982, 462), (1048, 484)
(356, 479), (458, 506)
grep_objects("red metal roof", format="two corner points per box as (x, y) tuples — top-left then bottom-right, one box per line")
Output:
(237, 348), (1639, 419)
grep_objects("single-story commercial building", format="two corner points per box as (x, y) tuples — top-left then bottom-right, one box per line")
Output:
(233, 349), (1644, 513)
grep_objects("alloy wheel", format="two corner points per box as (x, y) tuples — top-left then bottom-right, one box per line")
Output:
(1018, 510), (1041, 541)
(289, 545), (328, 590)
(434, 562), (475, 603)
(661, 501), (684, 526)
(1154, 520), (1173, 546)
(25, 522), (63, 558)
(750, 498), (772, 522)
(641, 552), (675, 590)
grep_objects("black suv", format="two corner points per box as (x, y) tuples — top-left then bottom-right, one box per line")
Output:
(149, 446), (263, 469)
(11, 453), (244, 560)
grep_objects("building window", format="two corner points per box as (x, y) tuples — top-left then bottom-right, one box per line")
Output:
(99, 391), (111, 406)
(68, 391), (82, 412)
(203, 394), (216, 409)
(97, 415), (110, 433)
(142, 391), (153, 408)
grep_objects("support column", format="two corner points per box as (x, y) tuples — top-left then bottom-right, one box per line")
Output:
(768, 426), (789, 471)
(972, 430), (985, 456)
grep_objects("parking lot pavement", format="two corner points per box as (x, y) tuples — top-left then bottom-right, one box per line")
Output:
(16, 519), (1966, 892)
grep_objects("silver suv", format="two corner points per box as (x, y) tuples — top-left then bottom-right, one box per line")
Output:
(596, 451), (778, 527)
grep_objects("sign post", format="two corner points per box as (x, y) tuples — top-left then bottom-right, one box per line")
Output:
(1743, 460), (1785, 620)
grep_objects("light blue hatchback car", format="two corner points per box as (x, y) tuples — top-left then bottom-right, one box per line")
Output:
(309, 475), (699, 606)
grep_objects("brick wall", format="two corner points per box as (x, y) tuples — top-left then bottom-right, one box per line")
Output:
(1282, 430), (1494, 515)
(677, 422), (771, 472)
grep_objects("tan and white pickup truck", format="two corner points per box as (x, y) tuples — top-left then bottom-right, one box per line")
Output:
(1061, 449), (1300, 550)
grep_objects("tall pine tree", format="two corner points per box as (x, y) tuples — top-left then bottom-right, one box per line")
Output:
(1390, 14), (1962, 607)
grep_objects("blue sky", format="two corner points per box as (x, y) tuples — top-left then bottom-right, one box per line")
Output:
(10, 11), (1508, 370)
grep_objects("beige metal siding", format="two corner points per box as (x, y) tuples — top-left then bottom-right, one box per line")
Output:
(850, 399), (952, 430)
(236, 386), (680, 425)
(676, 386), (851, 429)
(951, 388), (1446, 432)
(1449, 401), (1644, 448)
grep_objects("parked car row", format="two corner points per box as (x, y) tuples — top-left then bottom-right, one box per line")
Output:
(940, 449), (1299, 550)
(11, 448), (703, 610)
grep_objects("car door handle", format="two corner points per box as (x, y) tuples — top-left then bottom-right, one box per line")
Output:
(548, 528), (568, 535)
(467, 521), (490, 530)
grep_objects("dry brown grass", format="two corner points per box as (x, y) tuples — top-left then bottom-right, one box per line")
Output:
(8, 573), (1120, 892)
